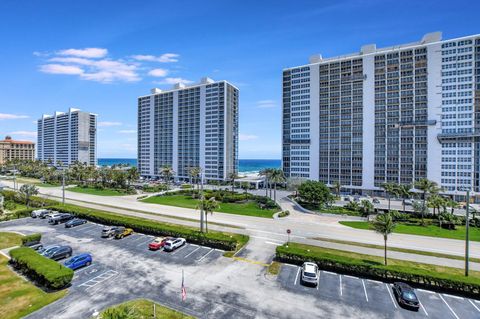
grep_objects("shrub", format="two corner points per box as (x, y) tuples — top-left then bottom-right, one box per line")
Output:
(50, 204), (248, 252)
(1, 190), (57, 208)
(21, 233), (42, 245)
(276, 244), (480, 298)
(9, 247), (74, 289)
(278, 210), (290, 218)
(298, 180), (334, 208)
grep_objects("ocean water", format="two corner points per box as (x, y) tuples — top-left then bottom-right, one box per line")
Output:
(98, 158), (280, 174)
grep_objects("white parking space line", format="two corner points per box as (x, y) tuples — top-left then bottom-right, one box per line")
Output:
(73, 264), (94, 275)
(468, 299), (480, 312)
(184, 247), (201, 258)
(316, 272), (320, 290)
(197, 249), (214, 261)
(367, 279), (381, 284)
(443, 294), (463, 300)
(343, 275), (357, 279)
(137, 238), (153, 247)
(78, 270), (118, 289)
(339, 275), (343, 296)
(323, 271), (336, 275)
(439, 294), (459, 319)
(361, 279), (369, 302)
(190, 244), (198, 247)
(265, 241), (282, 246)
(78, 224), (97, 232)
(171, 244), (188, 255)
(419, 300), (429, 317)
(418, 289), (435, 294)
(386, 284), (397, 309)
(294, 267), (300, 285)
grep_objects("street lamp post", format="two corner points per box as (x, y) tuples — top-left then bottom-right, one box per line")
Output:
(465, 189), (470, 277)
(200, 170), (204, 233)
(62, 168), (65, 205)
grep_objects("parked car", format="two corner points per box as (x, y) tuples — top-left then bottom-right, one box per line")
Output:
(101, 226), (119, 238)
(48, 213), (74, 225)
(31, 209), (50, 218)
(392, 282), (420, 310)
(64, 253), (92, 270)
(164, 238), (186, 251)
(65, 218), (87, 228)
(114, 227), (133, 239)
(372, 198), (380, 204)
(148, 236), (173, 250)
(403, 199), (414, 206)
(300, 262), (319, 287)
(39, 244), (61, 256)
(23, 238), (43, 251)
(43, 211), (60, 219)
(43, 245), (73, 261)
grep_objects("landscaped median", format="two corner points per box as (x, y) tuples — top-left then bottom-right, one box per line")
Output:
(275, 243), (480, 297)
(9, 247), (74, 290)
(50, 203), (249, 253)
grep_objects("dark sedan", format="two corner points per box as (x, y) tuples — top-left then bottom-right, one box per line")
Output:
(43, 245), (73, 261)
(65, 218), (87, 228)
(392, 282), (420, 310)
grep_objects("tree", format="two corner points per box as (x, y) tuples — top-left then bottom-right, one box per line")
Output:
(396, 184), (412, 214)
(100, 303), (140, 319)
(360, 199), (375, 217)
(259, 168), (274, 198)
(126, 167), (140, 187)
(188, 167), (201, 190)
(286, 177), (304, 197)
(428, 194), (444, 218)
(414, 178), (438, 225)
(269, 169), (286, 202)
(381, 183), (397, 212)
(161, 166), (175, 186)
(372, 212), (396, 266)
(228, 172), (237, 192)
(297, 180), (334, 208)
(240, 181), (250, 194)
(332, 181), (341, 199)
(19, 184), (39, 207)
(197, 197), (219, 233)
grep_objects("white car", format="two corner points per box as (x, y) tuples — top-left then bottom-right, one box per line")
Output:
(31, 209), (50, 218)
(301, 262), (319, 287)
(163, 238), (186, 252)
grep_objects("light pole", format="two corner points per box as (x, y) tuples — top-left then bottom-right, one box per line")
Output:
(200, 170), (204, 233)
(62, 168), (65, 205)
(465, 189), (470, 277)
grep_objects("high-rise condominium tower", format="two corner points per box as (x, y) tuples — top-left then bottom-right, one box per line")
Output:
(137, 77), (239, 181)
(282, 32), (480, 198)
(37, 108), (97, 166)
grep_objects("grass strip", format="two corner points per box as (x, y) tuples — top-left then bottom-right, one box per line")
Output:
(99, 299), (194, 319)
(67, 186), (131, 196)
(0, 232), (24, 250)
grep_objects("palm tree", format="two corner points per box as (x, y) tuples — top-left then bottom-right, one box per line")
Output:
(445, 198), (459, 214)
(188, 167), (201, 190)
(428, 194), (444, 218)
(360, 199), (375, 217)
(381, 183), (397, 212)
(332, 181), (341, 199)
(269, 169), (286, 202)
(19, 184), (39, 207)
(161, 166), (175, 186)
(396, 184), (412, 214)
(414, 178), (438, 225)
(126, 167), (139, 187)
(197, 197), (219, 233)
(372, 212), (396, 266)
(228, 172), (237, 193)
(259, 168), (274, 197)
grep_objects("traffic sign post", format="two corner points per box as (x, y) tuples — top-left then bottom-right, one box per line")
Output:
(286, 229), (291, 246)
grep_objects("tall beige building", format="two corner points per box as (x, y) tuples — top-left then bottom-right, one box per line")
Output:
(0, 136), (35, 164)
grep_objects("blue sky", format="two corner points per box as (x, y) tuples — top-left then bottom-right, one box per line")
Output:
(0, 0), (478, 159)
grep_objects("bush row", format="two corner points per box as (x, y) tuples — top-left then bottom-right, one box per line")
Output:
(50, 204), (248, 251)
(1, 190), (57, 208)
(21, 233), (42, 245)
(9, 247), (74, 290)
(0, 208), (35, 222)
(276, 244), (480, 298)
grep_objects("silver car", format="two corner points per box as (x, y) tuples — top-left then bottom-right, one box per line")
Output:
(301, 262), (319, 287)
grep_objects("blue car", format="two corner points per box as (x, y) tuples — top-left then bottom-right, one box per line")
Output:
(64, 253), (92, 270)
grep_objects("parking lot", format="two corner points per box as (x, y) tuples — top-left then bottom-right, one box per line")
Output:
(277, 264), (480, 319)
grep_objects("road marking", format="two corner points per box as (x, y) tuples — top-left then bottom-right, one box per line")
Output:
(468, 299), (480, 312)
(294, 267), (300, 285)
(339, 275), (343, 296)
(137, 238), (153, 247)
(418, 289), (435, 294)
(79, 270), (118, 289)
(443, 294), (463, 300)
(197, 249), (214, 261)
(73, 264), (94, 275)
(361, 279), (369, 302)
(386, 284), (397, 308)
(284, 263), (297, 268)
(232, 256), (269, 267)
(190, 244), (198, 247)
(343, 275), (357, 280)
(265, 241), (282, 246)
(418, 298), (429, 317)
(367, 279), (381, 284)
(322, 270), (336, 275)
(171, 244), (188, 255)
(78, 224), (97, 232)
(439, 294), (459, 319)
(184, 247), (201, 258)
(316, 271), (320, 290)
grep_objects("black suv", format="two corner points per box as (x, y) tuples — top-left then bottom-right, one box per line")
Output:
(43, 245), (73, 261)
(49, 213), (74, 225)
(392, 282), (419, 310)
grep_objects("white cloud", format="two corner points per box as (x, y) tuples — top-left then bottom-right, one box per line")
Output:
(257, 100), (277, 108)
(132, 53), (179, 63)
(0, 113), (29, 120)
(9, 131), (37, 137)
(98, 121), (122, 127)
(155, 77), (193, 85)
(39, 64), (84, 75)
(58, 48), (108, 58)
(148, 68), (168, 77)
(118, 130), (137, 134)
(239, 133), (258, 141)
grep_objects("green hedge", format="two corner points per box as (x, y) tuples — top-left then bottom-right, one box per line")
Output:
(21, 233), (42, 245)
(276, 244), (480, 298)
(0, 208), (35, 222)
(1, 190), (57, 208)
(9, 247), (74, 289)
(50, 204), (248, 251)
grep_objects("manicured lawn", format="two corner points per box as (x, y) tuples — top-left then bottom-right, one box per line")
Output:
(100, 299), (194, 319)
(35, 182), (61, 188)
(0, 232), (24, 249)
(141, 194), (278, 218)
(340, 221), (480, 241)
(67, 186), (130, 196)
(0, 255), (66, 319)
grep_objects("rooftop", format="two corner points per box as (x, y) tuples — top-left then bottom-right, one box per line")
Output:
(0, 136), (34, 145)
(139, 77), (238, 98)
(40, 108), (98, 120)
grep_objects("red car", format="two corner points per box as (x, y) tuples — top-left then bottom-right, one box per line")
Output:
(148, 237), (173, 250)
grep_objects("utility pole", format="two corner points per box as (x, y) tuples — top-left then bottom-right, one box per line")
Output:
(465, 189), (470, 277)
(62, 168), (65, 205)
(13, 164), (17, 191)
(200, 170), (204, 233)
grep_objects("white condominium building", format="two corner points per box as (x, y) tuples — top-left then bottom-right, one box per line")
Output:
(37, 108), (97, 166)
(137, 77), (239, 181)
(282, 32), (480, 197)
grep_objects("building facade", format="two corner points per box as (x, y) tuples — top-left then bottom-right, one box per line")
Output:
(282, 32), (480, 197)
(138, 78), (239, 181)
(37, 108), (97, 166)
(0, 136), (35, 164)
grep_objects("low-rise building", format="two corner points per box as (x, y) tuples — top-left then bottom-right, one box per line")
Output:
(0, 136), (35, 164)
